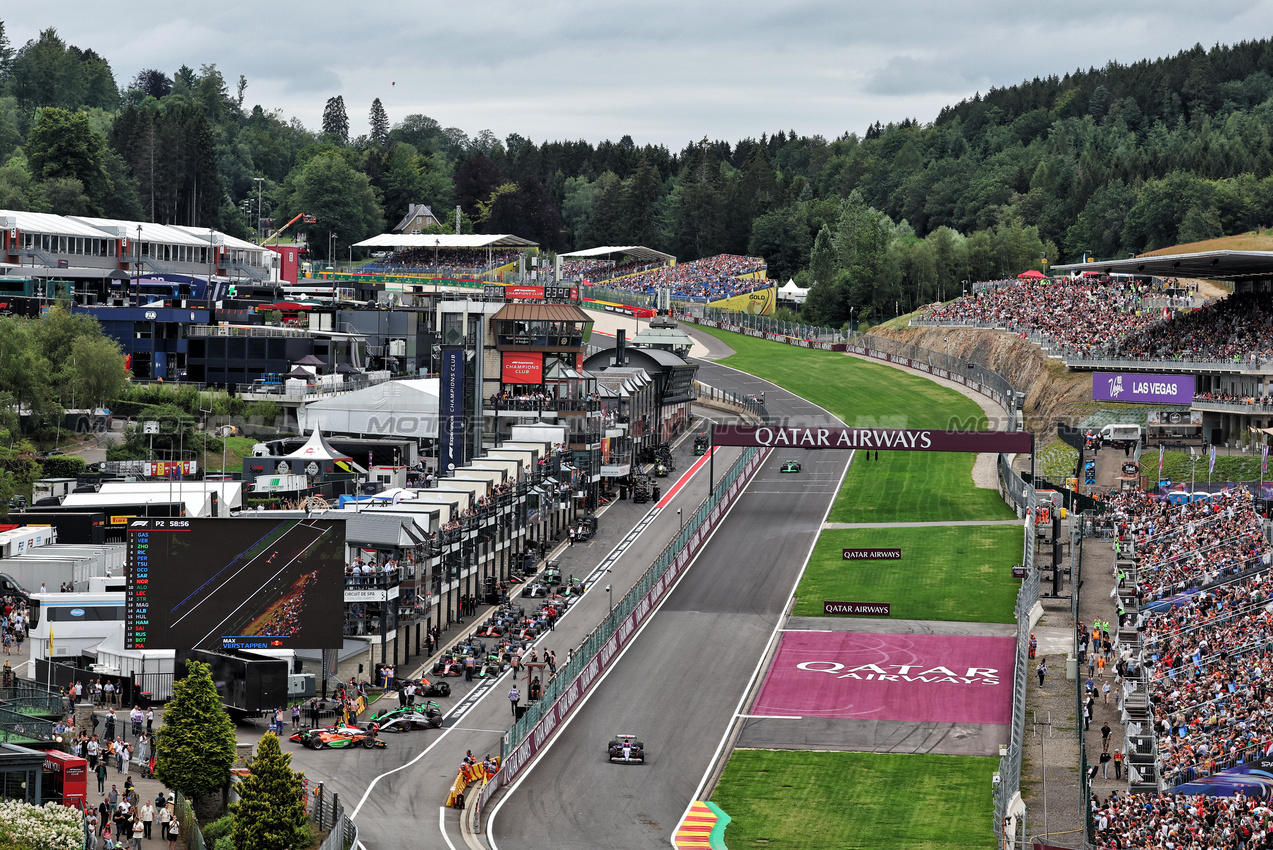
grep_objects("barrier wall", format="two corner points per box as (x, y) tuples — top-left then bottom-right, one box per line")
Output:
(477, 446), (767, 823)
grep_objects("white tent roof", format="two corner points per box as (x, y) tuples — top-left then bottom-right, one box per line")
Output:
(284, 427), (353, 461)
(297, 379), (440, 440)
(99, 481), (244, 510)
(352, 233), (537, 249)
(74, 217), (211, 247)
(779, 278), (809, 294)
(170, 225), (262, 253)
(0, 210), (113, 239)
(559, 245), (674, 264)
(62, 490), (214, 517)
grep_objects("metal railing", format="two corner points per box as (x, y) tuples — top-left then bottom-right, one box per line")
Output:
(0, 703), (56, 744)
(173, 792), (207, 850)
(307, 784), (359, 850)
(994, 565), (1040, 847)
(693, 382), (769, 422)
(500, 446), (762, 754)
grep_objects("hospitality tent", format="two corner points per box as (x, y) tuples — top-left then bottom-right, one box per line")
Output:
(297, 378), (440, 440)
(777, 278), (809, 304)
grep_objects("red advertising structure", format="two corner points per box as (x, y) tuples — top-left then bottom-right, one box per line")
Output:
(42, 750), (88, 808)
(265, 245), (301, 284)
(501, 353), (543, 384)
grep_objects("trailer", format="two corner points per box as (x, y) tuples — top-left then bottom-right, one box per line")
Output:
(178, 648), (290, 718)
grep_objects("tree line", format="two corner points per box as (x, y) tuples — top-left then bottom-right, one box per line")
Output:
(3, 24), (1273, 326)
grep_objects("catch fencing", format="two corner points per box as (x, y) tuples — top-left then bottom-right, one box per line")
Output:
(476, 446), (767, 826)
(994, 566), (1040, 847)
(686, 304), (1040, 843)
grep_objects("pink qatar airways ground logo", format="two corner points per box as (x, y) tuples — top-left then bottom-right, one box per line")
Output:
(753, 631), (1014, 724)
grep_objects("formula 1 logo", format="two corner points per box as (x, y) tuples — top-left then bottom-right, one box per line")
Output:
(1107, 375), (1124, 398)
(130, 520), (150, 527)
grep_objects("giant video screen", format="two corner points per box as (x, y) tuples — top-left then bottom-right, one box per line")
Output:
(126, 517), (344, 651)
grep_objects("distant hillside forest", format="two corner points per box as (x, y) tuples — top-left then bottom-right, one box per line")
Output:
(3, 23), (1273, 325)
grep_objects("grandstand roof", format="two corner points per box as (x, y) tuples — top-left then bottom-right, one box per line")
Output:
(75, 217), (211, 247)
(0, 210), (113, 239)
(352, 233), (537, 249)
(559, 245), (675, 264)
(1054, 250), (1273, 282)
(170, 225), (261, 253)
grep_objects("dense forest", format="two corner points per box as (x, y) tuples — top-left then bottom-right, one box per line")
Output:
(3, 23), (1273, 325)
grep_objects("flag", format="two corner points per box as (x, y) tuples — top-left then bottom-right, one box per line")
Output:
(48, 626), (53, 657)
(1209, 445), (1216, 475)
(1263, 443), (1269, 476)
(1159, 444), (1165, 477)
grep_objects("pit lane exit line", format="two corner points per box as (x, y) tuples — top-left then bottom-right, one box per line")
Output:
(655, 446), (717, 508)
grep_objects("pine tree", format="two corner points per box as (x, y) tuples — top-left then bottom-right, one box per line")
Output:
(321, 95), (348, 144)
(156, 660), (237, 804)
(229, 733), (310, 850)
(368, 98), (390, 149)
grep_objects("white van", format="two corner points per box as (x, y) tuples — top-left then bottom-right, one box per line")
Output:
(1099, 424), (1142, 449)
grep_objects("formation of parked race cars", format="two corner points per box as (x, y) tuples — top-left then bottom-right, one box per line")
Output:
(286, 537), (654, 768)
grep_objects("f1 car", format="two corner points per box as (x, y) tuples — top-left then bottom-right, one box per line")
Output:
(654, 462), (669, 477)
(693, 434), (708, 455)
(374, 702), (444, 732)
(607, 733), (645, 763)
(780, 459), (801, 473)
(419, 679), (452, 698)
(432, 654), (467, 676)
(291, 724), (386, 750)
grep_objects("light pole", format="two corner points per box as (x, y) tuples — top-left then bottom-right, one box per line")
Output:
(605, 583), (612, 613)
(677, 507), (682, 531)
(253, 177), (265, 240)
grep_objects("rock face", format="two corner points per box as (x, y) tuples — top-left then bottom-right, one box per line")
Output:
(874, 325), (1094, 443)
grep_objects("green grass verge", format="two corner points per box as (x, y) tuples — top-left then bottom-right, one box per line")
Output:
(794, 526), (1022, 623)
(832, 450), (1014, 523)
(697, 325), (1014, 522)
(710, 750), (998, 850)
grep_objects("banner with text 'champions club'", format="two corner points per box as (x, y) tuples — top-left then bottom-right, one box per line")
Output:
(440, 348), (465, 473)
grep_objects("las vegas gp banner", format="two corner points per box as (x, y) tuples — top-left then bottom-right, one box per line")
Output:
(712, 425), (1033, 453)
(439, 348), (465, 473)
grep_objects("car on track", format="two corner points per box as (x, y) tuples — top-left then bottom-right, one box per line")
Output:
(374, 702), (444, 732)
(780, 459), (801, 473)
(607, 733), (645, 763)
(290, 724), (386, 750)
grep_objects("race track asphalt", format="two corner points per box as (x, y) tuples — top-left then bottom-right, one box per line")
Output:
(281, 324), (850, 850)
(486, 332), (850, 849)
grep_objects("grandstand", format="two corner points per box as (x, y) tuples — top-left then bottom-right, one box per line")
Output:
(352, 233), (537, 278)
(584, 253), (769, 303)
(558, 245), (674, 283)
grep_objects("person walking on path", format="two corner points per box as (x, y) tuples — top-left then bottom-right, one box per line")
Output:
(140, 800), (154, 840)
(95, 760), (108, 794)
(508, 685), (520, 716)
(1037, 659), (1047, 688)
(1101, 722), (1111, 753)
(1113, 749), (1123, 779)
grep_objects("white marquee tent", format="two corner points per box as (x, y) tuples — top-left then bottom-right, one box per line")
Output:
(297, 378), (440, 440)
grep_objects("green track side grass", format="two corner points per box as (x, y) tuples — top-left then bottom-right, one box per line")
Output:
(794, 525), (1022, 623)
(710, 749), (997, 850)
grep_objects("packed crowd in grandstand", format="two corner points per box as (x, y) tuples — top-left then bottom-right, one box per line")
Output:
(1118, 292), (1273, 363)
(362, 248), (521, 275)
(1092, 487), (1273, 848)
(591, 254), (768, 301)
(917, 276), (1173, 355)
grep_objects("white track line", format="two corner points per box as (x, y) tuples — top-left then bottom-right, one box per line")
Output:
(486, 448), (769, 850)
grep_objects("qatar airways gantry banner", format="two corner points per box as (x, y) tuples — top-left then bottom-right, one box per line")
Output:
(711, 424), (1034, 454)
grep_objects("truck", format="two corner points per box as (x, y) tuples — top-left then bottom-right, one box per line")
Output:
(1099, 424), (1143, 451)
(178, 648), (290, 718)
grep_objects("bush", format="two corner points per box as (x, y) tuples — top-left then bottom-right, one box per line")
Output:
(215, 836), (236, 850)
(203, 816), (234, 843)
(41, 456), (87, 478)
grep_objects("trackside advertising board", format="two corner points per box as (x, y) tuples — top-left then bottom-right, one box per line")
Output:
(1092, 372), (1194, 405)
(488, 448), (769, 797)
(712, 425), (1034, 453)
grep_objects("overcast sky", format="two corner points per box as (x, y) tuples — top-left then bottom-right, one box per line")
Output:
(10, 2), (1273, 150)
